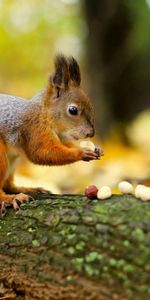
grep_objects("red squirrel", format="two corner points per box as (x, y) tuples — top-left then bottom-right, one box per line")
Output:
(0, 54), (103, 215)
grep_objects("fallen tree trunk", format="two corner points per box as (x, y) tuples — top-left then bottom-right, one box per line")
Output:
(0, 193), (150, 300)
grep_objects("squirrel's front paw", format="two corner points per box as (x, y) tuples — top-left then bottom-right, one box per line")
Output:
(81, 149), (99, 161)
(94, 145), (104, 158)
(79, 141), (104, 161)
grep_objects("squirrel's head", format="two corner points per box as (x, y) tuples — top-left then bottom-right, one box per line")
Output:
(44, 54), (95, 142)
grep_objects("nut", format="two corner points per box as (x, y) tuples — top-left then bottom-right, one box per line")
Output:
(85, 185), (98, 199)
(97, 186), (112, 200)
(80, 141), (104, 158)
(118, 181), (133, 194)
(135, 185), (150, 201)
(80, 141), (95, 152)
(135, 185), (145, 198)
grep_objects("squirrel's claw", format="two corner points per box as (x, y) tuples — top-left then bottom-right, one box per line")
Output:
(0, 201), (6, 217)
(13, 199), (20, 211)
(13, 193), (33, 204)
(82, 149), (99, 161)
(95, 145), (104, 158)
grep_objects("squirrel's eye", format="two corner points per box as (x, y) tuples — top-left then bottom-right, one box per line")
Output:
(68, 105), (78, 116)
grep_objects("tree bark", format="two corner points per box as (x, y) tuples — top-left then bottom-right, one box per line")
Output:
(83, 0), (150, 136)
(0, 193), (150, 300)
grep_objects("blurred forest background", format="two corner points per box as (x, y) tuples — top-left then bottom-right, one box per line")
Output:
(0, 0), (149, 193)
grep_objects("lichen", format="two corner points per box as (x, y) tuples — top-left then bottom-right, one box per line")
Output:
(0, 193), (150, 300)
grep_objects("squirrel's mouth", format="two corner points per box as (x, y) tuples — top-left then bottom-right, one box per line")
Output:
(71, 135), (79, 141)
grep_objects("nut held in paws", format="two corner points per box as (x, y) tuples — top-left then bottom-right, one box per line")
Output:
(80, 141), (95, 152)
(85, 185), (98, 199)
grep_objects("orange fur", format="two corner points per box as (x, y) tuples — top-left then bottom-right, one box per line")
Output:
(0, 55), (99, 213)
(4, 174), (46, 194)
(21, 116), (83, 166)
(0, 137), (8, 199)
(0, 138), (32, 210)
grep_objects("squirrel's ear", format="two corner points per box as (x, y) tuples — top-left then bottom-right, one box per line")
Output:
(68, 56), (81, 86)
(50, 54), (70, 93)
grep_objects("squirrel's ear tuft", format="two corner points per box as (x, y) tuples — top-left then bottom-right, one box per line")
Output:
(51, 54), (70, 89)
(68, 56), (81, 86)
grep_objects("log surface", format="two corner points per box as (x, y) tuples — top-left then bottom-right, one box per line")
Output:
(0, 193), (150, 300)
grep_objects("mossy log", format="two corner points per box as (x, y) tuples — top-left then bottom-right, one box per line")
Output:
(0, 193), (150, 300)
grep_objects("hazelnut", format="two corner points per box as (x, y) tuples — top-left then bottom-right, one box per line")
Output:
(97, 186), (112, 200)
(80, 141), (104, 158)
(118, 181), (133, 194)
(135, 185), (150, 201)
(85, 185), (98, 199)
(80, 141), (95, 152)
(134, 185), (145, 198)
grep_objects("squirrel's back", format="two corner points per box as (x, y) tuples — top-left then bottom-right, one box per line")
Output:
(0, 54), (95, 150)
(0, 93), (40, 145)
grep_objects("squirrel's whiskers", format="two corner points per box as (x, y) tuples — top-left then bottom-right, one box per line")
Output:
(0, 54), (100, 214)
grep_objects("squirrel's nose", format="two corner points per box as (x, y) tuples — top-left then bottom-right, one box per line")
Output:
(86, 126), (95, 138)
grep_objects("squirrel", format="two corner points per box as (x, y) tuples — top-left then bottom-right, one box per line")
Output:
(0, 54), (103, 215)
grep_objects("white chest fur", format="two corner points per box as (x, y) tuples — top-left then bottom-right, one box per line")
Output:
(5, 146), (22, 180)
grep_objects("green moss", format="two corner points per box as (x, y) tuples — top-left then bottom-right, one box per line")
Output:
(72, 257), (84, 272)
(123, 264), (134, 273)
(84, 264), (100, 276)
(67, 246), (76, 255)
(32, 239), (40, 247)
(109, 258), (118, 267)
(75, 241), (85, 251)
(123, 240), (130, 247)
(131, 228), (145, 242)
(0, 193), (150, 299)
(85, 251), (99, 262)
